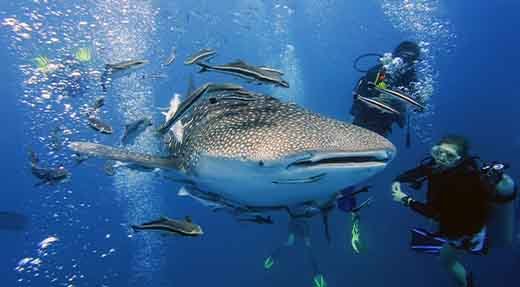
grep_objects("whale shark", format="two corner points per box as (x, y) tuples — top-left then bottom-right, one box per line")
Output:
(69, 83), (395, 213)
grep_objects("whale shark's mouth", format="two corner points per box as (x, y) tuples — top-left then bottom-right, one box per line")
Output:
(286, 150), (394, 169)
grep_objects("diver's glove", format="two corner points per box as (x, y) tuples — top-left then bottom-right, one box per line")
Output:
(392, 182), (412, 206)
(313, 274), (327, 287)
(351, 213), (362, 254)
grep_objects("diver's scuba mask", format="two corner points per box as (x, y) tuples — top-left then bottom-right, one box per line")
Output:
(430, 144), (461, 166)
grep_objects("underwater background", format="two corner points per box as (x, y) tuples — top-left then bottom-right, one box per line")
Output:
(0, 0), (519, 286)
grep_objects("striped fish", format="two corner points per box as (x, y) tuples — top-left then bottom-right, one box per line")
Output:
(184, 48), (216, 65)
(357, 95), (401, 115)
(197, 60), (289, 88)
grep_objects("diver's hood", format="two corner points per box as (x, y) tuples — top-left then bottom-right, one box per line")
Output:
(394, 41), (420, 63)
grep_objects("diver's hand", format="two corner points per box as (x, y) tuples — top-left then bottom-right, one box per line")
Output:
(391, 182), (408, 203)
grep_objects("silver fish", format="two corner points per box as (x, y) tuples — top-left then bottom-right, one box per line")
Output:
(184, 48), (216, 65)
(101, 59), (149, 91)
(87, 116), (113, 134)
(121, 117), (153, 145)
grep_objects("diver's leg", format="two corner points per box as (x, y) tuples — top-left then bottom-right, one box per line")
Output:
(264, 233), (295, 270)
(304, 236), (327, 287)
(439, 244), (467, 286)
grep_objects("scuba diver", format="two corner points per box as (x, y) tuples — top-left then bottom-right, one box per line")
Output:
(350, 41), (425, 144)
(336, 185), (373, 254)
(391, 135), (517, 287)
(264, 209), (327, 287)
(34, 47), (94, 97)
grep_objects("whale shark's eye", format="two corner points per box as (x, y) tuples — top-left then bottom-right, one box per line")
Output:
(209, 97), (217, 104)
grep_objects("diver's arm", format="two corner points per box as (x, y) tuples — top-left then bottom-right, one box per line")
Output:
(392, 183), (439, 220)
(394, 161), (432, 189)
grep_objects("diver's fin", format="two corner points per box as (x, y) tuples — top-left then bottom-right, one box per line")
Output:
(410, 228), (448, 254)
(185, 216), (192, 223)
(68, 142), (180, 170)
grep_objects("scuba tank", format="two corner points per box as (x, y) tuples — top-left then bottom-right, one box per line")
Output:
(482, 162), (517, 248)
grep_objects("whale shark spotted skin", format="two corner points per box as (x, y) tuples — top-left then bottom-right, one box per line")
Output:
(70, 84), (395, 210)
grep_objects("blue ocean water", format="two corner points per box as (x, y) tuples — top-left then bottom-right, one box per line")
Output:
(0, 1), (519, 286)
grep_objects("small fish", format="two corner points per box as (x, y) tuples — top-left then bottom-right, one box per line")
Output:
(104, 160), (159, 175)
(131, 216), (203, 237)
(184, 48), (216, 65)
(103, 160), (116, 176)
(87, 116), (113, 134)
(237, 215), (273, 224)
(356, 95), (401, 115)
(49, 126), (63, 151)
(197, 60), (289, 88)
(140, 73), (168, 81)
(164, 47), (176, 66)
(92, 96), (105, 110)
(106, 59), (149, 71)
(29, 150), (69, 185)
(121, 117), (153, 145)
(368, 82), (425, 111)
(72, 153), (89, 166)
(101, 59), (149, 91)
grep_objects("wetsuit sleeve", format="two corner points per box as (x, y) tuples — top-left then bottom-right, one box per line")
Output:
(409, 200), (440, 221)
(394, 161), (432, 189)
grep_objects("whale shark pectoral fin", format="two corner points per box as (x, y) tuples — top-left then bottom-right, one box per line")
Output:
(68, 142), (180, 170)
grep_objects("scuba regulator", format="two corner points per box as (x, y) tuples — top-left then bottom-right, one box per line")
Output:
(481, 162), (509, 186)
(481, 161), (517, 203)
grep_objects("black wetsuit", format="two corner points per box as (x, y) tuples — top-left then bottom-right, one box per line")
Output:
(395, 157), (489, 239)
(350, 64), (417, 137)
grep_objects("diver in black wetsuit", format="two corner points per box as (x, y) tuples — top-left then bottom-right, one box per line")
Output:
(263, 209), (327, 287)
(391, 135), (491, 287)
(350, 41), (424, 138)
